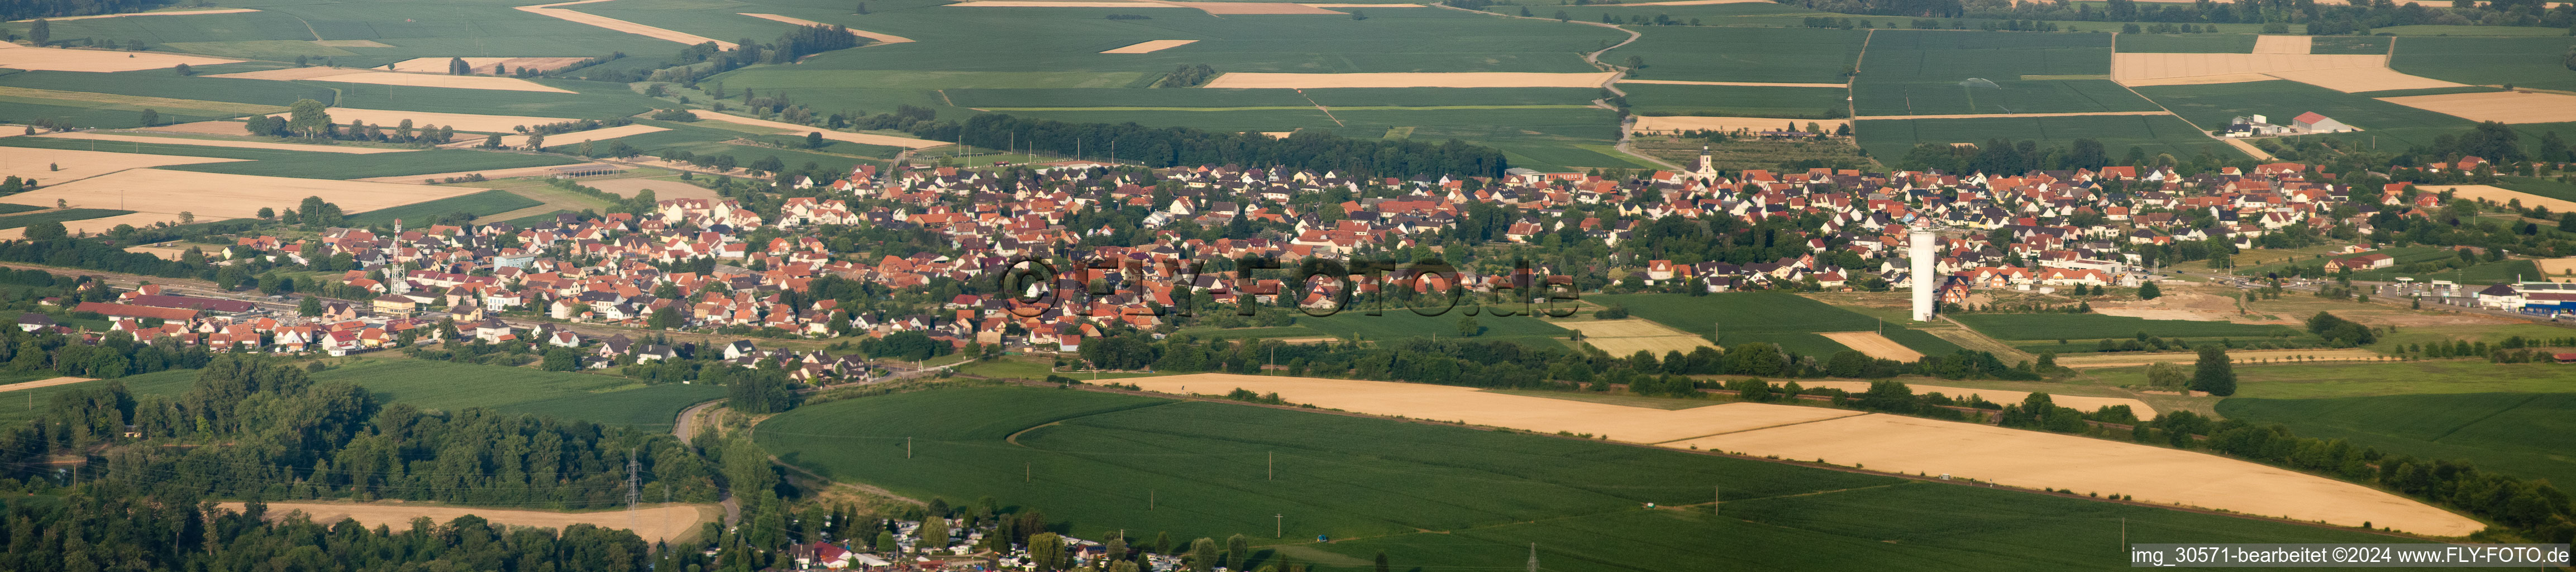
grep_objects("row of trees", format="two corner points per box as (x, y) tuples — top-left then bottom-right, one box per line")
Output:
(0, 486), (656, 572)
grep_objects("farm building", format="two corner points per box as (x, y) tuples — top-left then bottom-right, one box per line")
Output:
(2323, 253), (2395, 272)
(2291, 112), (2354, 134)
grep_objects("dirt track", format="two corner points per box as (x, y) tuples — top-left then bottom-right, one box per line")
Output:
(218, 501), (715, 544)
(0, 376), (94, 393)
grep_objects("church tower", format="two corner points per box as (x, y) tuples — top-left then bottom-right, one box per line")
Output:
(1690, 145), (1719, 179)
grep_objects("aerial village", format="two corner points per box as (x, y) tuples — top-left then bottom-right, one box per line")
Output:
(26, 149), (2549, 383)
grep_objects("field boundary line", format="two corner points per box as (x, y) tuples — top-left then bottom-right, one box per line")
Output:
(1646, 410), (1871, 445)
(2424, 393), (2537, 444)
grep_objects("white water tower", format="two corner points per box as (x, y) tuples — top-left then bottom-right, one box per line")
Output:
(1909, 220), (1937, 322)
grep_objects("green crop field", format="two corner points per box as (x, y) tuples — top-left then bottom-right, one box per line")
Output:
(6, 0), (688, 66)
(2310, 35), (2392, 55)
(2135, 80), (2473, 141)
(0, 70), (337, 107)
(1621, 83), (1848, 118)
(1295, 308), (1571, 346)
(1858, 30), (2112, 83)
(1606, 27), (1867, 84)
(1586, 292), (1960, 357)
(0, 204), (40, 216)
(1855, 79), (2158, 117)
(757, 385), (2457, 571)
(164, 149), (580, 179)
(302, 359), (720, 431)
(0, 208), (137, 230)
(0, 101), (245, 130)
(1952, 313), (2300, 341)
(2391, 36), (2576, 91)
(2112, 34), (2255, 53)
(1855, 114), (2240, 165)
(331, 79), (669, 120)
(2498, 176), (2576, 203)
(2218, 392), (2576, 488)
(346, 189), (546, 226)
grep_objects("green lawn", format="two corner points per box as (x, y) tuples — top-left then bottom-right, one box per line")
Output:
(757, 385), (2461, 571)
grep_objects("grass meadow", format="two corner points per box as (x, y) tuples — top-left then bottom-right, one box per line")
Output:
(757, 385), (2457, 571)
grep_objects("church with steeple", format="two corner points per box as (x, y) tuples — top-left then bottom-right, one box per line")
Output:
(1688, 145), (1718, 180)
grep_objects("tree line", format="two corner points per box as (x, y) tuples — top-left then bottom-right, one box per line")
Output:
(0, 484), (655, 572)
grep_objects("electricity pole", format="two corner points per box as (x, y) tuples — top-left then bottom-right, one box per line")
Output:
(1275, 514), (1282, 538)
(907, 437), (912, 459)
(1268, 451), (1273, 480)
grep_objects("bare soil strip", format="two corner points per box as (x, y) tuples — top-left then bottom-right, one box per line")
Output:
(0, 377), (95, 393)
(2224, 137), (2277, 161)
(206, 67), (367, 80)
(438, 123), (669, 149)
(1817, 331), (1924, 362)
(11, 8), (257, 22)
(1101, 40), (1200, 54)
(217, 502), (715, 544)
(324, 107), (574, 133)
(1202, 72), (1620, 89)
(517, 0), (738, 50)
(39, 132), (416, 154)
(0, 45), (240, 73)
(736, 13), (915, 43)
(1853, 111), (2172, 120)
(2378, 91), (2576, 124)
(2113, 73), (2275, 87)
(1671, 414), (2480, 536)
(1616, 79), (1848, 88)
(683, 110), (949, 148)
(301, 71), (575, 93)
(2111, 53), (2387, 82)
(141, 121), (251, 135)
(2250, 35), (2312, 55)
(1633, 116), (1849, 134)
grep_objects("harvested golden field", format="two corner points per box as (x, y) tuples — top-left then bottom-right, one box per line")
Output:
(2377, 90), (2576, 124)
(2110, 53), (2388, 82)
(1559, 318), (1714, 357)
(38, 132), (414, 154)
(517, 0), (738, 50)
(0, 377), (94, 393)
(1129, 373), (1862, 443)
(1203, 72), (1620, 89)
(2250, 35), (2312, 54)
(323, 107), (573, 133)
(0, 146), (246, 185)
(2537, 258), (2576, 282)
(0, 44), (239, 72)
(1788, 380), (2154, 418)
(207, 67), (374, 80)
(1817, 331), (1924, 361)
(18, 169), (485, 219)
(1633, 115), (1849, 134)
(684, 110), (948, 148)
(1668, 414), (2482, 536)
(2113, 73), (2274, 87)
(141, 121), (251, 135)
(2420, 184), (2576, 213)
(1101, 40), (1199, 54)
(737, 13), (915, 43)
(218, 502), (715, 544)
